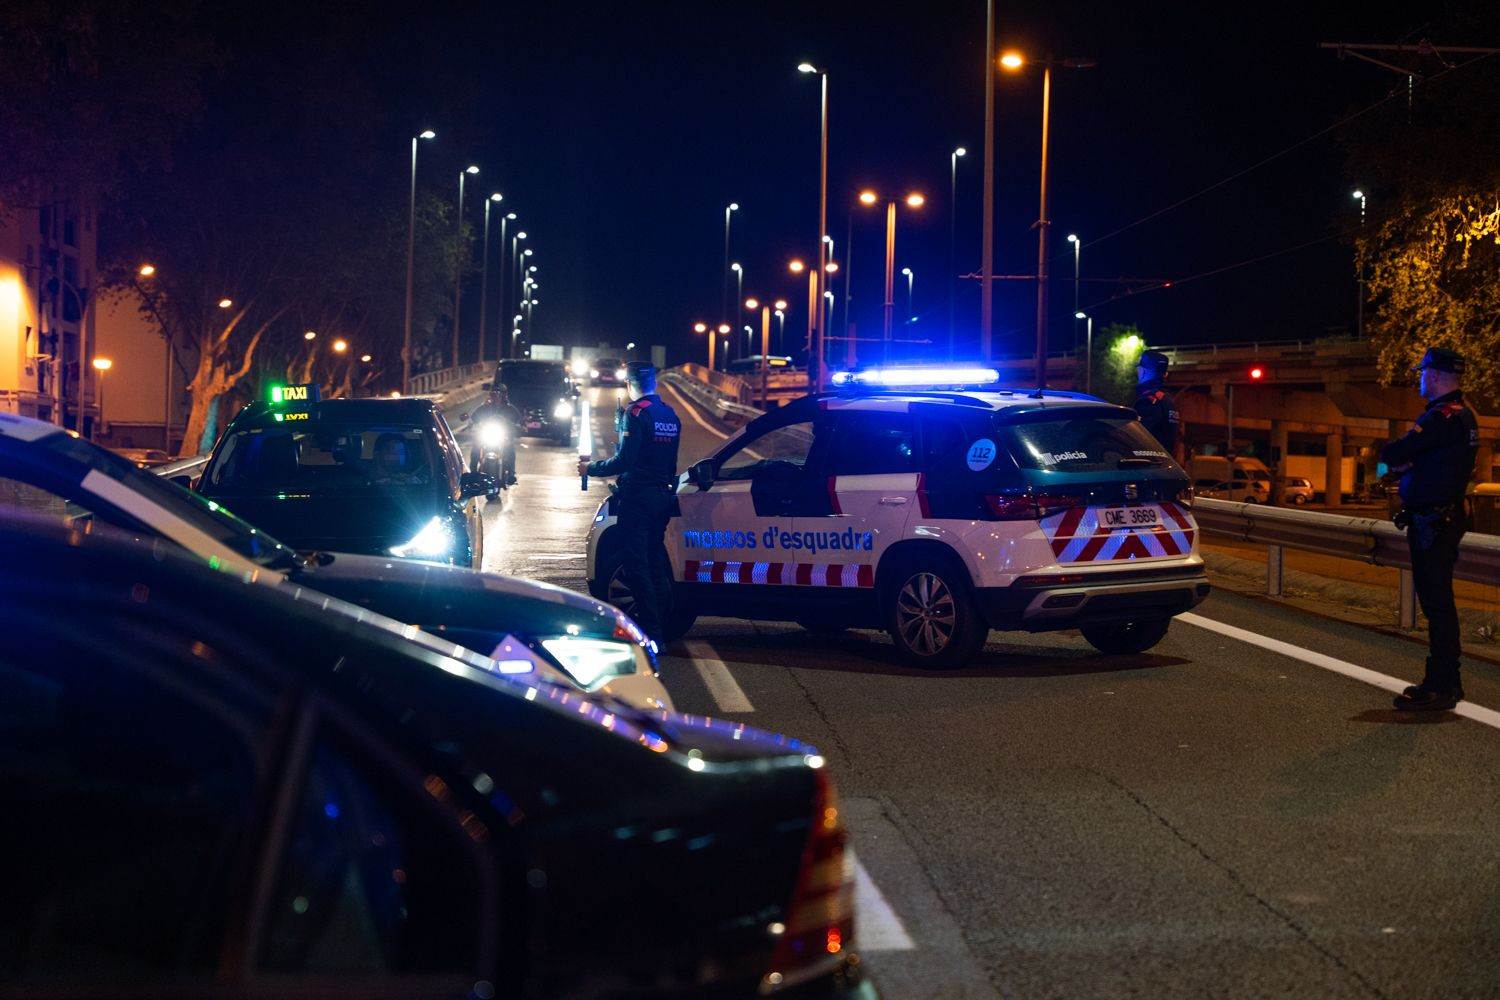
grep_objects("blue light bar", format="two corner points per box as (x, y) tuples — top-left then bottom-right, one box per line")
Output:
(832, 366), (1002, 390)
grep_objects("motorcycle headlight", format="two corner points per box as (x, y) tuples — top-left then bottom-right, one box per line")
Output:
(389, 516), (456, 559)
(553, 400), (575, 420)
(540, 636), (643, 689)
(478, 421), (506, 448)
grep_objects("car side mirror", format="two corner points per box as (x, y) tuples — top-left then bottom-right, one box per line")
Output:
(690, 458), (714, 491)
(460, 471), (497, 498)
(168, 474), (194, 490)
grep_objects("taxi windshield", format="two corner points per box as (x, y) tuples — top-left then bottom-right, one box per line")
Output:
(203, 422), (436, 493)
(42, 435), (299, 569)
(998, 411), (1177, 474)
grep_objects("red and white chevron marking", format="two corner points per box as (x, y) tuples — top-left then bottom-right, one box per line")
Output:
(1045, 502), (1196, 563)
(683, 560), (875, 588)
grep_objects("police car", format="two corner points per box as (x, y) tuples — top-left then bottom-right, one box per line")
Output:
(197, 384), (489, 566)
(587, 365), (1210, 667)
(0, 410), (672, 711)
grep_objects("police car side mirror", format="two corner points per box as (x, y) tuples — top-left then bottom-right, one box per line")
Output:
(690, 459), (715, 492)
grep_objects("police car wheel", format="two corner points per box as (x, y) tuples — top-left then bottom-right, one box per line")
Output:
(601, 553), (696, 643)
(1080, 617), (1171, 655)
(883, 560), (986, 669)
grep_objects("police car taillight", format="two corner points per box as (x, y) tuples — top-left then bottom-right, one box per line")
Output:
(760, 762), (855, 993)
(983, 492), (1086, 520)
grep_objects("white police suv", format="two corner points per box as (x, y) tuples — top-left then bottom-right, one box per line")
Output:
(586, 365), (1210, 668)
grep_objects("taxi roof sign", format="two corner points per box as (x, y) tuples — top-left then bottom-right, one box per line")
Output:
(270, 383), (319, 404)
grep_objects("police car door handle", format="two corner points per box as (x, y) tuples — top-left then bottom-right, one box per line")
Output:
(879, 496), (909, 506)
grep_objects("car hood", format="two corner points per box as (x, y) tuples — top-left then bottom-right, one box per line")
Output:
(204, 490), (446, 553)
(291, 551), (621, 640)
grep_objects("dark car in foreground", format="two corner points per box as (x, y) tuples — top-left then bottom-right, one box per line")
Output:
(196, 388), (490, 566)
(0, 411), (671, 710)
(493, 359), (578, 446)
(0, 517), (871, 998)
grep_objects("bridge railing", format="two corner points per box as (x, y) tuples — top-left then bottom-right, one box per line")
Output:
(408, 361), (494, 396)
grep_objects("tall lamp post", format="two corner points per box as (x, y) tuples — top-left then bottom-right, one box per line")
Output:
(1352, 189), (1367, 339)
(860, 190), (925, 364)
(452, 164), (479, 369)
(902, 267), (915, 324)
(774, 300), (788, 355)
(1001, 51), (1095, 388)
(497, 211), (516, 357)
(1066, 233), (1081, 352)
(798, 62), (829, 390)
(949, 146), (966, 359)
(91, 357), (112, 439)
(403, 129), (435, 394)
(731, 262), (744, 358)
(480, 192), (503, 364)
(722, 202), (739, 326)
(1075, 311), (1093, 394)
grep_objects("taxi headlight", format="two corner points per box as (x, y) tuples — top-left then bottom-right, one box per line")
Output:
(478, 421), (506, 448)
(553, 400), (575, 420)
(389, 516), (455, 558)
(540, 636), (642, 689)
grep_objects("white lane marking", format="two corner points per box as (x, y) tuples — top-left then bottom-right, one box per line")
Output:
(528, 553), (585, 561)
(1178, 612), (1500, 730)
(659, 381), (732, 439)
(851, 851), (915, 951)
(680, 639), (755, 712)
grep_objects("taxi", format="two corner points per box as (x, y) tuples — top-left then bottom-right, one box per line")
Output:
(587, 365), (1210, 667)
(0, 410), (671, 711)
(196, 384), (489, 566)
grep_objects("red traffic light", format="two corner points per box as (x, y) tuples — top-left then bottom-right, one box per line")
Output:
(1249, 366), (1264, 380)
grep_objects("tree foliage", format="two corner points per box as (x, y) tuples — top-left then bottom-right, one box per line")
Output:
(1080, 323), (1147, 406)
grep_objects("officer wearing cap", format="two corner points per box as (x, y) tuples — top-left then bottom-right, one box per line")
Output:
(578, 361), (682, 644)
(1381, 346), (1478, 711)
(1134, 350), (1181, 454)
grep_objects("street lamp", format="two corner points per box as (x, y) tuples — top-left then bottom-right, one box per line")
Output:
(717, 323), (731, 370)
(901, 267), (914, 323)
(452, 164), (479, 369)
(723, 202), (739, 326)
(1352, 190), (1367, 339)
(799, 61), (830, 389)
(1001, 51), (1096, 388)
(774, 299), (788, 355)
(949, 145), (967, 359)
(480, 193), (503, 364)
(496, 212), (516, 357)
(303, 330), (317, 341)
(403, 128), (435, 394)
(91, 357), (112, 438)
(731, 262), (743, 358)
(138, 264), (156, 277)
(1075, 310), (1093, 394)
(1066, 233), (1081, 351)
(694, 321), (716, 371)
(332, 339), (348, 354)
(859, 190), (925, 363)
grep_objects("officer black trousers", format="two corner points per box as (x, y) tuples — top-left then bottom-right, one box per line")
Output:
(615, 487), (676, 642)
(1409, 514), (1466, 691)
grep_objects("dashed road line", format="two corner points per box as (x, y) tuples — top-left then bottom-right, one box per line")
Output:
(676, 640), (755, 712)
(851, 852), (915, 951)
(1179, 612), (1500, 730)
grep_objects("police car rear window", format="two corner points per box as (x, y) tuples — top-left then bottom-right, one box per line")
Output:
(997, 413), (1174, 472)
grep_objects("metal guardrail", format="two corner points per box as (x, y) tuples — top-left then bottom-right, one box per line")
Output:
(1195, 496), (1500, 627)
(154, 455), (209, 481)
(408, 361), (493, 396)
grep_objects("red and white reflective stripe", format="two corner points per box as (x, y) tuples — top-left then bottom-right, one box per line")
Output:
(683, 559), (874, 588)
(1045, 502), (1196, 563)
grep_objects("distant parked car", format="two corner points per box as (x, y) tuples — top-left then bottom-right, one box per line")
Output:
(1281, 476), (1314, 505)
(1193, 479), (1267, 503)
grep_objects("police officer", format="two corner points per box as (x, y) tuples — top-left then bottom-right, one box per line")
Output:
(1135, 350), (1181, 455)
(577, 361), (682, 645)
(1381, 347), (1479, 711)
(469, 384), (520, 486)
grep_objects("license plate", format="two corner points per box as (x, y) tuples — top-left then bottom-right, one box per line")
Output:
(1100, 505), (1158, 530)
(525, 421), (541, 429)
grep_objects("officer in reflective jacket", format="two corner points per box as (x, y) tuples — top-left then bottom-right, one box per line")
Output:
(1134, 350), (1180, 456)
(578, 361), (682, 645)
(1381, 347), (1479, 711)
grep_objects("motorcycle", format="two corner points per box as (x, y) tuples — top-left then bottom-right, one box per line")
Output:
(474, 419), (515, 499)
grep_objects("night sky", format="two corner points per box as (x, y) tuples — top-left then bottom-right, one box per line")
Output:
(222, 1), (1450, 364)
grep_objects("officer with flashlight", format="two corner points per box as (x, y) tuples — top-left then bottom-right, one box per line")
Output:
(578, 362), (681, 645)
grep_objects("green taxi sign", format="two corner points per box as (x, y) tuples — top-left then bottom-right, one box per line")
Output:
(270, 383), (316, 405)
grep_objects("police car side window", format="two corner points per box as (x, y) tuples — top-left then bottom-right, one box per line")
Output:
(827, 413), (917, 476)
(717, 421), (817, 480)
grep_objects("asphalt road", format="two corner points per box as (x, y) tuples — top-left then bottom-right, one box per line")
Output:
(450, 384), (1500, 1000)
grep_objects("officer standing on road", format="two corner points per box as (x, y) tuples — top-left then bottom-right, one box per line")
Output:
(577, 361), (681, 645)
(1381, 347), (1479, 711)
(1135, 350), (1181, 456)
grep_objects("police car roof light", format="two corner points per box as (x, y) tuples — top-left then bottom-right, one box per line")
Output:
(832, 365), (1001, 390)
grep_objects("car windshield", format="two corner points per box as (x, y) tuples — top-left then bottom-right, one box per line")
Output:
(42, 434), (299, 569)
(203, 423), (437, 493)
(998, 410), (1179, 473)
(499, 363), (567, 386)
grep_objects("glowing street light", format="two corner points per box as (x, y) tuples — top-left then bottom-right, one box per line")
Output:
(91, 357), (113, 439)
(403, 127), (436, 393)
(799, 61), (830, 388)
(452, 164), (480, 369)
(138, 264), (156, 277)
(218, 298), (233, 309)
(332, 339), (348, 353)
(304, 330), (317, 340)
(859, 190), (925, 359)
(949, 145), (967, 357)
(723, 201), (739, 326)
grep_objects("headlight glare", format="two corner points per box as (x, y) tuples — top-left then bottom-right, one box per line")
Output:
(389, 516), (455, 558)
(540, 636), (641, 689)
(553, 400), (574, 420)
(478, 421), (506, 448)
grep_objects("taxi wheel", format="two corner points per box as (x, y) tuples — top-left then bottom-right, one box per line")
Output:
(1080, 617), (1171, 655)
(883, 559), (986, 670)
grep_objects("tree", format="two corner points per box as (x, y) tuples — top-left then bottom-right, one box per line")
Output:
(1081, 323), (1147, 406)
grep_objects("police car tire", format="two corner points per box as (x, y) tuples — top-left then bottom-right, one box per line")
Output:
(599, 549), (696, 643)
(882, 556), (987, 670)
(1080, 617), (1171, 655)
